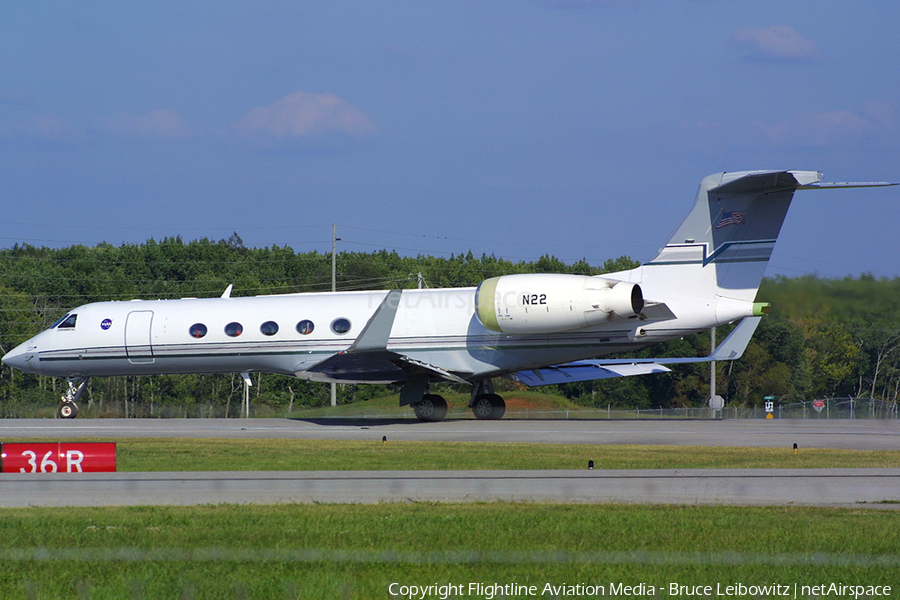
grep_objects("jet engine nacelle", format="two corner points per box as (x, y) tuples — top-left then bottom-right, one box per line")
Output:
(475, 273), (644, 334)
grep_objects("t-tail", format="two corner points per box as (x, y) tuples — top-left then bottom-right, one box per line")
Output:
(634, 170), (896, 324)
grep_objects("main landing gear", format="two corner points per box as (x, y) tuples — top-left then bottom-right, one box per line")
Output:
(471, 393), (505, 420)
(469, 379), (505, 420)
(57, 378), (89, 419)
(410, 380), (505, 422)
(412, 394), (448, 422)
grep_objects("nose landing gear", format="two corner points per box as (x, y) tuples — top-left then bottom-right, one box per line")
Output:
(58, 378), (89, 419)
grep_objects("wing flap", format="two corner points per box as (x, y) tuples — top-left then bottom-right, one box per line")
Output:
(511, 362), (670, 387)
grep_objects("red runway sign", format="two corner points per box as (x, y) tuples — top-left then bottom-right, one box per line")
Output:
(1, 443), (116, 473)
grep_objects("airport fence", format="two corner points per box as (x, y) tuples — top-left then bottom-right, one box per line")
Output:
(1, 396), (897, 419)
(457, 397), (898, 420)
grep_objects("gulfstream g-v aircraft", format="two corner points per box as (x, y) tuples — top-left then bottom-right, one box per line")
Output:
(3, 170), (894, 420)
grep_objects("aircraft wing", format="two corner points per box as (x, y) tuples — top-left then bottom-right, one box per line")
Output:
(511, 362), (671, 386)
(510, 316), (761, 387)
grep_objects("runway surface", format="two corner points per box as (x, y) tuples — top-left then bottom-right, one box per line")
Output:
(1, 418), (897, 508)
(1, 417), (898, 449)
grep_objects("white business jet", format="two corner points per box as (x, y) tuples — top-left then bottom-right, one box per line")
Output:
(3, 170), (894, 420)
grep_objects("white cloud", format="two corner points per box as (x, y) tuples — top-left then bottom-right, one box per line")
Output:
(754, 100), (896, 147)
(103, 109), (193, 139)
(234, 91), (378, 142)
(670, 101), (896, 152)
(732, 25), (820, 62)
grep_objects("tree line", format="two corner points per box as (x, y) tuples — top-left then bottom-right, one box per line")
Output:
(0, 235), (896, 415)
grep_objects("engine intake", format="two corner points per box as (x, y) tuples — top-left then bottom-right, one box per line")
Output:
(475, 274), (643, 334)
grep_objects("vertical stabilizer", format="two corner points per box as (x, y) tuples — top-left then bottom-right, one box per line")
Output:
(645, 170), (821, 302)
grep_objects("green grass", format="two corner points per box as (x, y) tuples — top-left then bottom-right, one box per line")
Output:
(8, 437), (900, 470)
(4, 440), (899, 598)
(104, 438), (900, 471)
(0, 503), (897, 599)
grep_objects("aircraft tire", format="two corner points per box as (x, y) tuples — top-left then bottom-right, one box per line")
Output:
(57, 403), (78, 419)
(413, 394), (448, 422)
(472, 394), (505, 420)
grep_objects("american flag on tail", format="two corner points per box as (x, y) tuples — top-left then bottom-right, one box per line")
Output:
(715, 211), (745, 229)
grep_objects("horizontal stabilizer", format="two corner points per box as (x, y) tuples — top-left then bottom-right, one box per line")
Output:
(709, 170), (821, 194)
(799, 181), (898, 190)
(707, 170), (897, 194)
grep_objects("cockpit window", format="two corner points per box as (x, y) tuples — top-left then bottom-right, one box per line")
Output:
(50, 314), (71, 328)
(56, 314), (78, 329)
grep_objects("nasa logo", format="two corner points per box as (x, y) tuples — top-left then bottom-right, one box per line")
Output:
(100, 319), (113, 330)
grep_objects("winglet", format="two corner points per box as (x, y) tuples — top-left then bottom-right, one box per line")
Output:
(707, 316), (761, 361)
(346, 289), (403, 353)
(654, 316), (761, 363)
(585, 316), (763, 366)
(510, 316), (762, 386)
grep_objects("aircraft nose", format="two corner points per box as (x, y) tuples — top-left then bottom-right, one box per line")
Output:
(2, 340), (37, 373)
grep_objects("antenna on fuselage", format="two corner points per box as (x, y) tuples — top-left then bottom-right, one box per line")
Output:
(221, 284), (233, 299)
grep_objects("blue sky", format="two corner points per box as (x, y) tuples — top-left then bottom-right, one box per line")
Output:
(1, 1), (898, 279)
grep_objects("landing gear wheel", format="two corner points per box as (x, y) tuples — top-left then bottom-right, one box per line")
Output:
(413, 394), (448, 422)
(472, 394), (505, 420)
(57, 402), (78, 419)
(58, 378), (89, 419)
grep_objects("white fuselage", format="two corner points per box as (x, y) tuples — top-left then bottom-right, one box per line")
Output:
(2, 269), (741, 384)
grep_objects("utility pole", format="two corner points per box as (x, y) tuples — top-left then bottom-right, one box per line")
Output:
(331, 224), (338, 407)
(332, 224), (337, 292)
(710, 326), (715, 401)
(709, 327), (723, 415)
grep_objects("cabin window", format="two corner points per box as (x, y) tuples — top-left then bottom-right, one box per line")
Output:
(57, 314), (78, 329)
(296, 320), (314, 335)
(260, 321), (279, 336)
(331, 318), (351, 335)
(224, 322), (243, 337)
(189, 323), (207, 338)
